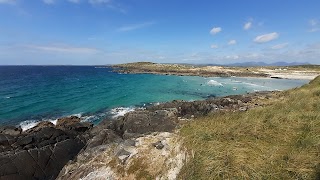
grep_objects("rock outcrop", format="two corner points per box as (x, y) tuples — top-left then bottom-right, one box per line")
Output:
(0, 126), (22, 136)
(146, 92), (272, 118)
(56, 108), (184, 179)
(57, 131), (187, 180)
(57, 92), (274, 179)
(0, 116), (93, 180)
(115, 109), (178, 139)
(0, 91), (275, 179)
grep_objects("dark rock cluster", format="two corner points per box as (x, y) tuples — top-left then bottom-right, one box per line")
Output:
(113, 109), (179, 139)
(146, 93), (263, 118)
(0, 91), (273, 179)
(71, 108), (179, 155)
(0, 116), (92, 180)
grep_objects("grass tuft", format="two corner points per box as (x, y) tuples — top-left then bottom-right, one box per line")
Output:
(179, 76), (320, 179)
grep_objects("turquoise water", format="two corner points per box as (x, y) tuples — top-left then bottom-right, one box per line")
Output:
(0, 66), (308, 129)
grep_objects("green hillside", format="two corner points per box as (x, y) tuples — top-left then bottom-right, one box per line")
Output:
(180, 76), (320, 179)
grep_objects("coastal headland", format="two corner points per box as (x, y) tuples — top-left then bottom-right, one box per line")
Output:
(113, 62), (320, 80)
(0, 63), (319, 179)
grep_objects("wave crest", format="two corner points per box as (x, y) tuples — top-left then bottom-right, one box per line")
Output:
(207, 80), (223, 86)
(109, 107), (136, 118)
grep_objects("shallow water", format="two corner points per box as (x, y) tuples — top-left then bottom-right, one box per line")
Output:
(0, 66), (308, 129)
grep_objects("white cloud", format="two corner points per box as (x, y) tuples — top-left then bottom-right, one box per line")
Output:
(43, 0), (55, 4)
(118, 22), (155, 32)
(25, 44), (99, 54)
(210, 27), (222, 35)
(210, 44), (218, 49)
(0, 0), (16, 4)
(254, 32), (279, 43)
(228, 40), (237, 45)
(270, 43), (288, 50)
(88, 0), (111, 4)
(243, 22), (252, 30)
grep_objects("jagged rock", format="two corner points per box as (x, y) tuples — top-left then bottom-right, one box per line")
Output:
(123, 139), (136, 147)
(152, 141), (164, 149)
(144, 92), (274, 118)
(0, 91), (274, 179)
(57, 120), (124, 168)
(65, 122), (93, 133)
(120, 109), (178, 138)
(0, 138), (85, 180)
(57, 131), (186, 180)
(55, 91), (274, 179)
(55, 116), (93, 135)
(0, 120), (92, 180)
(86, 129), (122, 149)
(56, 116), (81, 127)
(27, 121), (54, 133)
(0, 126), (22, 136)
(116, 148), (131, 156)
(89, 119), (114, 135)
(122, 132), (140, 139)
(16, 136), (33, 146)
(0, 134), (15, 146)
(116, 148), (131, 164)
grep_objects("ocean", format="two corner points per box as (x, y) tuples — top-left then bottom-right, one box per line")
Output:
(0, 66), (308, 130)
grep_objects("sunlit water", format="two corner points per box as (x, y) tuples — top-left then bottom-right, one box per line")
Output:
(0, 66), (308, 130)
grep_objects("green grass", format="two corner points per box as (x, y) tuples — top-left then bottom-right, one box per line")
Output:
(179, 76), (320, 179)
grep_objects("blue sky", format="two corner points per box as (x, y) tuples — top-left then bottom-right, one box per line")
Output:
(0, 0), (319, 65)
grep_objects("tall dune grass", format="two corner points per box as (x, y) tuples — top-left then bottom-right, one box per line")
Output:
(180, 76), (320, 179)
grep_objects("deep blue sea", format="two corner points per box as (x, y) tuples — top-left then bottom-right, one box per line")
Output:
(0, 66), (308, 130)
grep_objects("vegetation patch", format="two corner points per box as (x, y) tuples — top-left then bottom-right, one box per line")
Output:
(179, 76), (320, 179)
(127, 158), (155, 180)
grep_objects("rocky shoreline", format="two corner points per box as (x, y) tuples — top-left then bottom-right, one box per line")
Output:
(0, 91), (276, 179)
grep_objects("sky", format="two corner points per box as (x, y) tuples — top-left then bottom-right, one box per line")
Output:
(0, 0), (320, 65)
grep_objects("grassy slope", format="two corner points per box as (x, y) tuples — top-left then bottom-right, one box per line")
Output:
(180, 76), (320, 179)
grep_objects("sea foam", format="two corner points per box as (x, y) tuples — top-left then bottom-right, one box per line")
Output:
(207, 80), (223, 86)
(110, 107), (136, 118)
(18, 113), (84, 131)
(19, 120), (40, 131)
